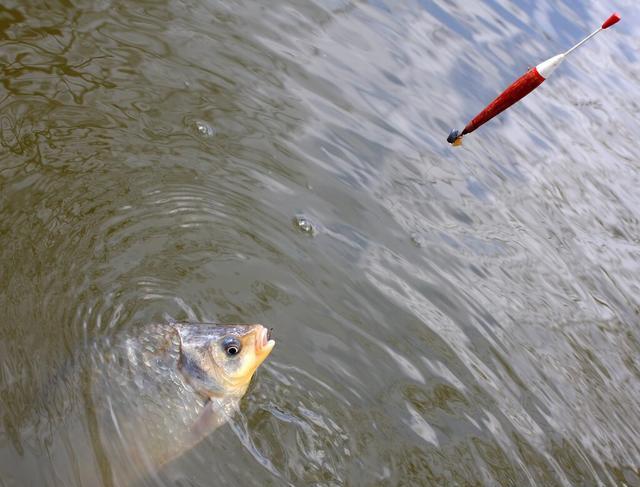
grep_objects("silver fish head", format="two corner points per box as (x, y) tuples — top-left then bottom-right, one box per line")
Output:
(174, 323), (275, 399)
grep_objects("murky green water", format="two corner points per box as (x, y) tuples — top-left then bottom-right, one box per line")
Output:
(1, 0), (640, 485)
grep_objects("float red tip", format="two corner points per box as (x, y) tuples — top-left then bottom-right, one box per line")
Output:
(602, 13), (621, 29)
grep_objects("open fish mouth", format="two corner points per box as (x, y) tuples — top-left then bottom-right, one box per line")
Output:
(255, 325), (275, 354)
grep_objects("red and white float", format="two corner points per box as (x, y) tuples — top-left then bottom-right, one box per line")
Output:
(447, 12), (621, 146)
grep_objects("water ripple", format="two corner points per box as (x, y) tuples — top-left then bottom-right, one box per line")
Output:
(2, 0), (640, 485)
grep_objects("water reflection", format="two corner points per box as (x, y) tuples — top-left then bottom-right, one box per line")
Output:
(2, 0), (640, 485)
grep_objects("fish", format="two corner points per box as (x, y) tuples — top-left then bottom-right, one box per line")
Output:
(21, 322), (275, 486)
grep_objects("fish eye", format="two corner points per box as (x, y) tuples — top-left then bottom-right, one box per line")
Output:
(222, 336), (241, 357)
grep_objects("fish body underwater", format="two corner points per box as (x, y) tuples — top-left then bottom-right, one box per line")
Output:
(3, 322), (275, 486)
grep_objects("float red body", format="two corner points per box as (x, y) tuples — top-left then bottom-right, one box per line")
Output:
(447, 12), (621, 145)
(460, 68), (545, 137)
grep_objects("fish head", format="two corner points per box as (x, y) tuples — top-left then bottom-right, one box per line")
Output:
(175, 323), (275, 399)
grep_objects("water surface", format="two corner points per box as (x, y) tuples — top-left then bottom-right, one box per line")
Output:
(1, 0), (640, 485)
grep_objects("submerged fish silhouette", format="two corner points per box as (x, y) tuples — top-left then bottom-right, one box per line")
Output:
(28, 322), (275, 485)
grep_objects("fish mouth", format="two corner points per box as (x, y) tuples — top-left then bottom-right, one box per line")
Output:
(255, 324), (275, 356)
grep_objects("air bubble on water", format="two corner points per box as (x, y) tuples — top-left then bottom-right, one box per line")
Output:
(410, 233), (424, 247)
(194, 120), (216, 137)
(293, 215), (315, 235)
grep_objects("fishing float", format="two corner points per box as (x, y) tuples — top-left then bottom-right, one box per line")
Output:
(447, 12), (621, 146)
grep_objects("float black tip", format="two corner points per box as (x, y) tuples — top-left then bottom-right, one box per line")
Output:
(447, 129), (461, 145)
